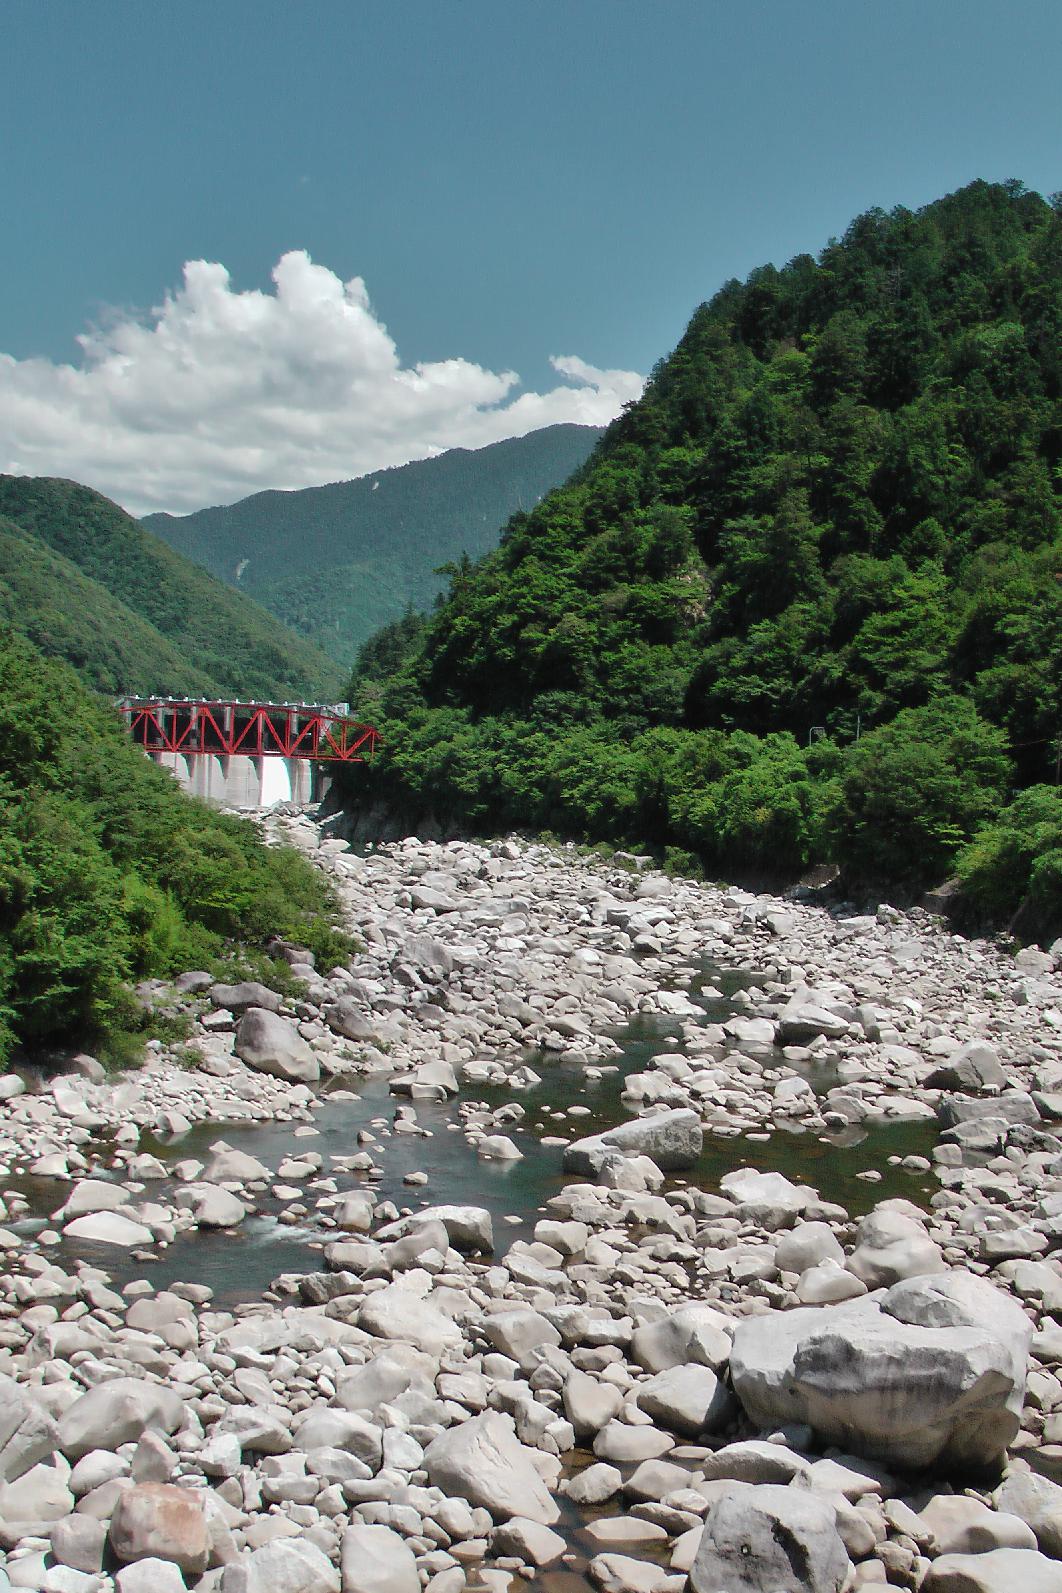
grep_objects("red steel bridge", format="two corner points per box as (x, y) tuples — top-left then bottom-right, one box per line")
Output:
(117, 697), (380, 807)
(118, 697), (380, 763)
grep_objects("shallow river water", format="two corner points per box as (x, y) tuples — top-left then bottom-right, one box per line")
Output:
(14, 967), (939, 1304)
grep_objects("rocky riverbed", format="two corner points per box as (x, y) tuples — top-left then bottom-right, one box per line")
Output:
(1, 813), (1062, 1593)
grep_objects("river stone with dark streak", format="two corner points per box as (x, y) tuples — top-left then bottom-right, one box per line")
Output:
(690, 1481), (850, 1593)
(730, 1272), (1031, 1473)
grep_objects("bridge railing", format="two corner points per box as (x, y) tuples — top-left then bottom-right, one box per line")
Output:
(117, 698), (380, 762)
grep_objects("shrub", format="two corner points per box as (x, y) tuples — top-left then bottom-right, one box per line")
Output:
(957, 785), (1062, 938)
(827, 696), (1012, 887)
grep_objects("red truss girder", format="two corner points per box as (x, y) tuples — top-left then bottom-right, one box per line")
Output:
(118, 699), (380, 763)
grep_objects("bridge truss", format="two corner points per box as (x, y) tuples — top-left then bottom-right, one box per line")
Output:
(118, 698), (380, 764)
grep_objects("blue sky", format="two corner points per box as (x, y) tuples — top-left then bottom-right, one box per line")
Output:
(1, 0), (1059, 512)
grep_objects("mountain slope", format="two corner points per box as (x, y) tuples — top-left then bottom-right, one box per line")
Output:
(0, 476), (343, 700)
(0, 627), (350, 1064)
(0, 516), (218, 696)
(144, 425), (602, 664)
(347, 180), (1062, 928)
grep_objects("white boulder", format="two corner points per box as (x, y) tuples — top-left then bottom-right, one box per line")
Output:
(729, 1272), (1031, 1471)
(422, 1411), (560, 1524)
(235, 1008), (319, 1083)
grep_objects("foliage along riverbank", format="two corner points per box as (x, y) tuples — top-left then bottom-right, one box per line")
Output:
(346, 181), (1062, 940)
(0, 629), (352, 1067)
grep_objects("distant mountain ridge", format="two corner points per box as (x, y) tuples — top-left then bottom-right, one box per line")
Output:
(0, 475), (343, 700)
(144, 424), (602, 664)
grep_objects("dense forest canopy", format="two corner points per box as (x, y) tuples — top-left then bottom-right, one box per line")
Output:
(347, 181), (1062, 937)
(0, 476), (343, 700)
(0, 629), (350, 1065)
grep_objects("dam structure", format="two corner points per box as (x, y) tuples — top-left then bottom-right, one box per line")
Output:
(118, 697), (380, 808)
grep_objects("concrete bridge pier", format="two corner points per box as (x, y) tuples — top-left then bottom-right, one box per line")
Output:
(286, 758), (313, 806)
(151, 750), (326, 809)
(152, 750), (227, 802)
(189, 754), (229, 803)
(223, 755), (266, 808)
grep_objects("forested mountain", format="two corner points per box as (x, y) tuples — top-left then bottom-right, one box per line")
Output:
(0, 628), (350, 1064)
(144, 425), (602, 665)
(0, 477), (343, 700)
(348, 181), (1062, 935)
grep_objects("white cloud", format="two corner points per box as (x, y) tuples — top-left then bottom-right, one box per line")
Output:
(0, 252), (644, 515)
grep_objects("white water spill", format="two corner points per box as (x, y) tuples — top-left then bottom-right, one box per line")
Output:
(259, 756), (292, 805)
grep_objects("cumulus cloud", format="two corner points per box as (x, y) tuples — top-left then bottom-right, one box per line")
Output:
(0, 252), (644, 515)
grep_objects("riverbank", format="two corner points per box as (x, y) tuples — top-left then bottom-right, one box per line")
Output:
(1, 814), (1061, 1593)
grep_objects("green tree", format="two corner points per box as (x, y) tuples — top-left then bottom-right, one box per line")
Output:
(828, 697), (1011, 886)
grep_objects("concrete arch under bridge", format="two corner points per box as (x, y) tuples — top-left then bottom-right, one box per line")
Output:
(117, 698), (380, 811)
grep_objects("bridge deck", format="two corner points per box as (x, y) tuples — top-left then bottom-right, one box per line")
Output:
(118, 698), (380, 763)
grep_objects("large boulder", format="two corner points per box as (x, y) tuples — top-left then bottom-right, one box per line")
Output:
(921, 1549), (1062, 1592)
(378, 1204), (494, 1254)
(0, 1375), (59, 1483)
(323, 997), (390, 1044)
(847, 1206), (946, 1288)
(203, 1144), (271, 1182)
(401, 934), (453, 977)
(729, 1272), (1032, 1473)
(422, 1410), (560, 1524)
(775, 1221), (845, 1274)
(109, 1483), (210, 1573)
(222, 1540), (340, 1593)
(997, 1468), (1062, 1557)
(390, 1059), (458, 1098)
(926, 1041), (1008, 1094)
(59, 1179), (133, 1220)
(689, 1481), (850, 1593)
(719, 1168), (813, 1228)
(919, 1494), (1036, 1554)
(630, 1303), (733, 1373)
(776, 1000), (850, 1044)
(210, 981), (281, 1014)
(235, 1008), (319, 1083)
(483, 1308), (561, 1371)
(115, 1561), (188, 1593)
(59, 1379), (184, 1461)
(0, 1460), (74, 1523)
(335, 1345), (436, 1413)
(636, 1364), (732, 1437)
(357, 1283), (464, 1357)
(939, 1091), (1041, 1129)
(563, 1370), (624, 1440)
(293, 1409), (382, 1468)
(563, 1108), (702, 1176)
(177, 1183), (248, 1228)
(64, 1211), (154, 1247)
(340, 1525), (418, 1593)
